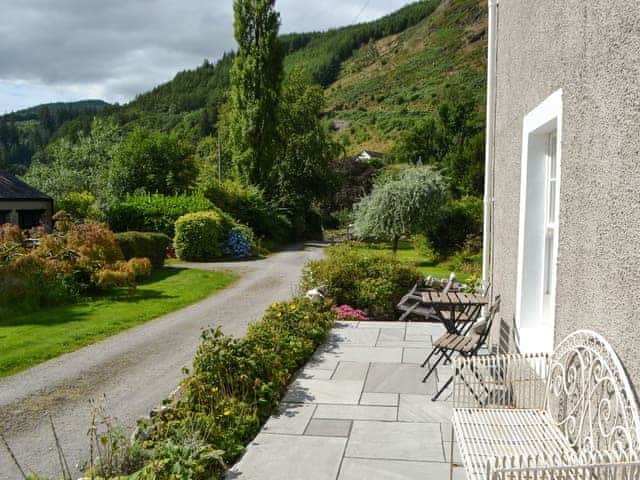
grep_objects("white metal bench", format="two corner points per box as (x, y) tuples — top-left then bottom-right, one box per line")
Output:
(451, 330), (640, 480)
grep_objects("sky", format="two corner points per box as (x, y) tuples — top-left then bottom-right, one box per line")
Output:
(0, 0), (414, 113)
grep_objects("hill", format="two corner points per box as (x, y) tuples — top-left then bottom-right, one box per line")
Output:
(0, 100), (111, 173)
(326, 0), (487, 154)
(1, 0), (487, 173)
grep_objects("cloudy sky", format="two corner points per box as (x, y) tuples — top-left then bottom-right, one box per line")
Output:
(0, 0), (414, 113)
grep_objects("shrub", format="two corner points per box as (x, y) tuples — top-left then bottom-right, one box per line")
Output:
(301, 244), (420, 319)
(129, 299), (337, 478)
(335, 305), (368, 321)
(107, 194), (216, 238)
(223, 225), (255, 259)
(174, 211), (234, 262)
(0, 221), (152, 312)
(428, 196), (483, 255)
(199, 180), (293, 244)
(115, 232), (171, 268)
(56, 191), (101, 220)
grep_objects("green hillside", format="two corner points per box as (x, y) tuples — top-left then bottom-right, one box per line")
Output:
(0, 100), (111, 173)
(327, 0), (487, 154)
(1, 0), (487, 174)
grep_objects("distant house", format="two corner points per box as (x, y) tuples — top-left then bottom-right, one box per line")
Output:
(0, 171), (53, 230)
(356, 150), (384, 163)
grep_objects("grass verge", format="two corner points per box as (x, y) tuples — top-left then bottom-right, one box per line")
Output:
(348, 240), (479, 282)
(0, 267), (238, 378)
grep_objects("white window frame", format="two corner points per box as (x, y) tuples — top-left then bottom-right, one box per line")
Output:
(515, 89), (563, 354)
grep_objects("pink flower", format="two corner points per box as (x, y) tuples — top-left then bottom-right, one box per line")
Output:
(335, 305), (369, 322)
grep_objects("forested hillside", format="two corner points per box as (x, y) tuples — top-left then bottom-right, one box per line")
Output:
(0, 0), (485, 174)
(0, 100), (110, 173)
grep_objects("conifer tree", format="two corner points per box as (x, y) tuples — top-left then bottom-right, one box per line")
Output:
(229, 0), (284, 188)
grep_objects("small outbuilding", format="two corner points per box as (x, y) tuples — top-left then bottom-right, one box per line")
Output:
(0, 171), (53, 230)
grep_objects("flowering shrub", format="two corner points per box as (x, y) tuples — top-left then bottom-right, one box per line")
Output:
(335, 304), (369, 321)
(128, 299), (337, 479)
(0, 221), (153, 311)
(301, 244), (420, 319)
(222, 225), (255, 259)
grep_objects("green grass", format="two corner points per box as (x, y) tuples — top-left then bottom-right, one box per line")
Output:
(348, 240), (479, 283)
(0, 267), (238, 378)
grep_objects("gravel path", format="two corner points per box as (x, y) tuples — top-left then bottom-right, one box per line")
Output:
(0, 244), (324, 479)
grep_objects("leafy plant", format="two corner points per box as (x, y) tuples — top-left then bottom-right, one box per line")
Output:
(115, 231), (171, 268)
(128, 299), (336, 479)
(301, 244), (420, 319)
(353, 166), (448, 253)
(174, 211), (234, 262)
(107, 194), (216, 238)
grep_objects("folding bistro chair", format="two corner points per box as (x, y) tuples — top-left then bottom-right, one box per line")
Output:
(396, 273), (461, 322)
(421, 295), (501, 401)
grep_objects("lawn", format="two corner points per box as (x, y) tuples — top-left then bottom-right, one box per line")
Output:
(348, 240), (480, 283)
(0, 267), (238, 378)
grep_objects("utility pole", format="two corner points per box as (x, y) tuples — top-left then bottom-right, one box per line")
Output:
(217, 130), (222, 182)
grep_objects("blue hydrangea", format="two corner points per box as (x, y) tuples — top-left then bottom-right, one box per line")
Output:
(223, 227), (253, 259)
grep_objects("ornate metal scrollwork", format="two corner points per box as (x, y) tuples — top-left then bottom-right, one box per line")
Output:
(546, 330), (640, 461)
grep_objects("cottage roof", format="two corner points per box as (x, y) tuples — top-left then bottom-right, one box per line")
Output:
(0, 171), (52, 201)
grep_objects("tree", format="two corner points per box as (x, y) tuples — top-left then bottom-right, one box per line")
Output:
(24, 119), (122, 206)
(228, 0), (284, 188)
(272, 68), (339, 220)
(353, 166), (448, 254)
(109, 128), (197, 199)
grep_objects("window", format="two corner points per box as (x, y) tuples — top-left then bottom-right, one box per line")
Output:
(0, 210), (10, 224)
(516, 90), (562, 354)
(18, 210), (45, 229)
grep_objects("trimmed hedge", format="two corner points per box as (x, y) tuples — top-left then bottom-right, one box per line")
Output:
(107, 194), (216, 238)
(174, 211), (234, 261)
(115, 232), (171, 268)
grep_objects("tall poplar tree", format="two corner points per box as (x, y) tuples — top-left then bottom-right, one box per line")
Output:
(229, 0), (284, 188)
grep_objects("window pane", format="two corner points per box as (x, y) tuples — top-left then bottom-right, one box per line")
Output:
(544, 230), (554, 295)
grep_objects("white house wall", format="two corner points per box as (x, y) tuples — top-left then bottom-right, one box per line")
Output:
(489, 1), (640, 390)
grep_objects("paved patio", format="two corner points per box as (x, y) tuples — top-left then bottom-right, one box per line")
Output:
(228, 321), (465, 480)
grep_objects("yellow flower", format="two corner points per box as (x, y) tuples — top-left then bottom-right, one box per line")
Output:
(271, 302), (278, 308)
(304, 315), (309, 320)
(276, 312), (282, 318)
(211, 386), (218, 393)
(289, 304), (297, 311)
(223, 409), (232, 416)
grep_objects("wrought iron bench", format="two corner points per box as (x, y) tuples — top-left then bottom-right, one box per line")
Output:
(450, 330), (640, 480)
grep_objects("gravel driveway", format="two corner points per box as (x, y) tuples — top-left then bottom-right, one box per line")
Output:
(0, 243), (324, 479)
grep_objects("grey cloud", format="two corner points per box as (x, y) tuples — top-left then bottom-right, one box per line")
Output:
(0, 0), (412, 104)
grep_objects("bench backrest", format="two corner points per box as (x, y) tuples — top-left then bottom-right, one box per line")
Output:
(545, 330), (640, 460)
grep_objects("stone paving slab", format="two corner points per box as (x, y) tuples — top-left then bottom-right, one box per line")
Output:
(228, 433), (346, 480)
(360, 392), (399, 406)
(229, 322), (460, 480)
(314, 404), (397, 421)
(364, 363), (437, 394)
(346, 421), (444, 461)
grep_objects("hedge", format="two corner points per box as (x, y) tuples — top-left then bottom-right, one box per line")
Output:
(107, 194), (216, 238)
(174, 211), (234, 261)
(115, 232), (171, 268)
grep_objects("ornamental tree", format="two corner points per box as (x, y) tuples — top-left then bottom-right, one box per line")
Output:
(353, 166), (448, 254)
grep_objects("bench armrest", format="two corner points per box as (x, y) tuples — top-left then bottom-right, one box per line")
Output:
(453, 353), (549, 409)
(488, 453), (640, 480)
